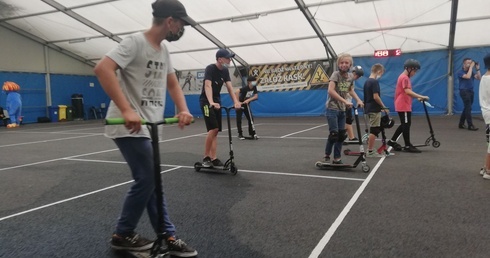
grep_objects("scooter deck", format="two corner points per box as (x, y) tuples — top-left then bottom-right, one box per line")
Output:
(113, 249), (168, 258)
(315, 161), (354, 169)
(243, 136), (258, 140)
(194, 162), (238, 174)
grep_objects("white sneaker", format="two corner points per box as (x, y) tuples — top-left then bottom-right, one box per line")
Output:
(483, 172), (490, 180)
(480, 167), (485, 176)
(366, 151), (383, 158)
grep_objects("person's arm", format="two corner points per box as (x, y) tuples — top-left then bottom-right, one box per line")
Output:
(404, 88), (429, 101)
(245, 94), (258, 104)
(94, 56), (142, 133)
(204, 79), (218, 109)
(463, 62), (475, 79)
(225, 81), (241, 109)
(348, 88), (363, 107)
(475, 62), (482, 80)
(373, 93), (387, 111)
(167, 73), (193, 128)
(235, 88), (241, 102)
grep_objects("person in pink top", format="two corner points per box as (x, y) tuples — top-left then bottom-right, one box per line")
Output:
(387, 59), (429, 153)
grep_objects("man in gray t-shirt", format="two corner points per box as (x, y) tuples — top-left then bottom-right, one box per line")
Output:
(94, 0), (196, 256)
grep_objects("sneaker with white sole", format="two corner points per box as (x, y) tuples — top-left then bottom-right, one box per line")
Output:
(211, 158), (224, 167)
(366, 151), (384, 158)
(167, 237), (198, 257)
(202, 156), (213, 168)
(111, 233), (153, 251)
(484, 172), (490, 180)
(481, 167), (485, 176)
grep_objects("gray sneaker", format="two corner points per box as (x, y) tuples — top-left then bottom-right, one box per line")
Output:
(366, 151), (384, 158)
(167, 238), (198, 257)
(212, 158), (224, 167)
(202, 156), (213, 168)
(111, 233), (153, 251)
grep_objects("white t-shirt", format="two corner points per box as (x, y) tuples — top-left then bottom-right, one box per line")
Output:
(479, 75), (490, 124)
(104, 32), (173, 139)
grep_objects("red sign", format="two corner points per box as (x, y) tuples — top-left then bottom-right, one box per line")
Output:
(373, 49), (402, 58)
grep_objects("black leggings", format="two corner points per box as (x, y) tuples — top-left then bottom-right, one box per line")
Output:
(391, 112), (412, 147)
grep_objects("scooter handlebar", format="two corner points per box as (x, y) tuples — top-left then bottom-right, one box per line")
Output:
(105, 117), (192, 125)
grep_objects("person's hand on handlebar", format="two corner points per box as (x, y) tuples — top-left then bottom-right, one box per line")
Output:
(210, 102), (220, 109)
(233, 102), (242, 109)
(122, 109), (142, 134)
(175, 111), (193, 129)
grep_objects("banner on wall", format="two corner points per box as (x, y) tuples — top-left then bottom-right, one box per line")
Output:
(249, 60), (330, 92)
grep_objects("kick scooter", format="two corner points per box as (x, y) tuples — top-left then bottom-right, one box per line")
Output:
(194, 106), (238, 175)
(413, 100), (441, 148)
(106, 117), (194, 258)
(242, 102), (258, 140)
(315, 107), (370, 173)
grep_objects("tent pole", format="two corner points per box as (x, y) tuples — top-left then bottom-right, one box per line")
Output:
(447, 0), (459, 115)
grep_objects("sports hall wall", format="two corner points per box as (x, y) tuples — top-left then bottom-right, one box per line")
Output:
(182, 46), (490, 118)
(1, 25), (489, 122)
(0, 26), (107, 123)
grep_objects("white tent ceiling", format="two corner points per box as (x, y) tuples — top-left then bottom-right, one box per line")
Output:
(1, 0), (489, 71)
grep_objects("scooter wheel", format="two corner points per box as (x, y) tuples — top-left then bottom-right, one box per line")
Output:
(230, 164), (238, 175)
(432, 141), (441, 148)
(343, 149), (351, 155)
(362, 164), (370, 173)
(194, 162), (201, 172)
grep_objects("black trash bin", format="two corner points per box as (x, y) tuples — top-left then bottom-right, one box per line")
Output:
(66, 106), (73, 121)
(71, 94), (84, 120)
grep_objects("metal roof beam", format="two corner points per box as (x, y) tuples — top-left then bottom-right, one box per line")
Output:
(184, 17), (248, 68)
(41, 0), (122, 43)
(295, 0), (337, 59)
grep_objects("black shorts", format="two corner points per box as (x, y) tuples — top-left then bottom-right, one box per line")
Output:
(201, 104), (222, 132)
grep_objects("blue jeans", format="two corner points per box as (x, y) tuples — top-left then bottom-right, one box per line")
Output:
(114, 137), (176, 237)
(459, 90), (474, 126)
(325, 108), (346, 159)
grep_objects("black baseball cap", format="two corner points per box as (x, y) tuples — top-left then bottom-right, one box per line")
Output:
(216, 49), (235, 59)
(247, 76), (257, 82)
(152, 0), (191, 25)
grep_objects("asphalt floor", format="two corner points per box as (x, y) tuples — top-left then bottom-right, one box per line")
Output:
(1, 112), (489, 258)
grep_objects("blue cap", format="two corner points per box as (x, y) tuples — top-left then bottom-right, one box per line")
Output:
(216, 49), (235, 59)
(484, 53), (490, 70)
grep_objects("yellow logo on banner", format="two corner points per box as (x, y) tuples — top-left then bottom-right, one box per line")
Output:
(310, 65), (329, 85)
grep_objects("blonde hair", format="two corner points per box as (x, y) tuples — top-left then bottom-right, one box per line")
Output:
(337, 53), (353, 66)
(371, 63), (385, 74)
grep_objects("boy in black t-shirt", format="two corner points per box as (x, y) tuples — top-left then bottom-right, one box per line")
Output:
(199, 49), (241, 167)
(235, 76), (258, 139)
(363, 63), (388, 158)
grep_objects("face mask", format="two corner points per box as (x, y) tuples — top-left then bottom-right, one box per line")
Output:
(251, 81), (257, 87)
(375, 75), (382, 80)
(221, 63), (229, 69)
(165, 27), (185, 42)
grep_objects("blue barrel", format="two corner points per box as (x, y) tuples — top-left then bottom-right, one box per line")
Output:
(48, 106), (59, 122)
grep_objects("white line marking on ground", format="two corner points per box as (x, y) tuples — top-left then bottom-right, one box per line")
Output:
(281, 124), (326, 138)
(0, 149), (119, 171)
(0, 167), (181, 222)
(0, 134), (102, 148)
(308, 156), (385, 258)
(64, 158), (365, 182)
